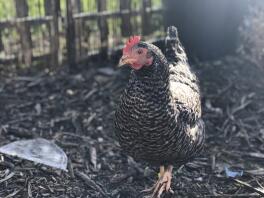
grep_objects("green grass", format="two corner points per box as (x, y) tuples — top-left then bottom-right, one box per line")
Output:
(0, 0), (162, 19)
(0, 0), (45, 19)
(152, 0), (162, 7)
(0, 1), (15, 19)
(28, 0), (45, 17)
(82, 0), (97, 12)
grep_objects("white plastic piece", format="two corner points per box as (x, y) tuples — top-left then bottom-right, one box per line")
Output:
(0, 138), (67, 171)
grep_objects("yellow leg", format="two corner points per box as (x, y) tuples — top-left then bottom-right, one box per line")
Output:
(164, 165), (173, 192)
(151, 165), (173, 197)
(158, 166), (165, 178)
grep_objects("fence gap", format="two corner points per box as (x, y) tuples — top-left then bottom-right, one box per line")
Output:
(0, 30), (3, 51)
(97, 0), (108, 59)
(15, 0), (32, 65)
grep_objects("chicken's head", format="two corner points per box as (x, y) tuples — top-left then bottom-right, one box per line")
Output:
(118, 36), (154, 70)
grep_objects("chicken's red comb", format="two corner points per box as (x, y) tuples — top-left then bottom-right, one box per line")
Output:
(123, 36), (141, 54)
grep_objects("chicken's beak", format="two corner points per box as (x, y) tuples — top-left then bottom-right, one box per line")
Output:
(118, 55), (135, 67)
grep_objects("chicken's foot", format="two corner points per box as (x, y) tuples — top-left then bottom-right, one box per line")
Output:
(142, 165), (174, 198)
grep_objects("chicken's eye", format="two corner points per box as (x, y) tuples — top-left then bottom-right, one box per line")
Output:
(137, 49), (143, 55)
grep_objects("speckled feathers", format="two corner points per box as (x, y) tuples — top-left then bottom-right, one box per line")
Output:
(115, 26), (205, 166)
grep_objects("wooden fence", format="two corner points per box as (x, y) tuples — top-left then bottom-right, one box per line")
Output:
(0, 0), (164, 70)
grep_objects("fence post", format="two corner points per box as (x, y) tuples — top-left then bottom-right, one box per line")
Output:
(97, 0), (108, 59)
(66, 0), (76, 71)
(142, 0), (151, 35)
(15, 0), (32, 65)
(45, 0), (60, 68)
(120, 0), (132, 37)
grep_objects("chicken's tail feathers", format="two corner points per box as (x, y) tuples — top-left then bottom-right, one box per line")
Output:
(165, 26), (187, 63)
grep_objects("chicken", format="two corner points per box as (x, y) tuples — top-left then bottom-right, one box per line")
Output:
(115, 26), (205, 197)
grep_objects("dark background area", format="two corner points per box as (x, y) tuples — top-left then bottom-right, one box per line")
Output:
(164, 0), (249, 60)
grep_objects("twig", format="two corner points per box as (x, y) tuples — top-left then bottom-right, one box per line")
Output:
(244, 152), (264, 159)
(205, 193), (260, 197)
(0, 172), (15, 184)
(234, 179), (264, 196)
(246, 168), (264, 176)
(89, 146), (97, 170)
(27, 180), (32, 198)
(84, 113), (97, 127)
(4, 189), (21, 198)
(232, 93), (254, 115)
(53, 131), (91, 142)
(68, 158), (75, 178)
(211, 154), (216, 171)
(83, 89), (97, 101)
(75, 170), (109, 197)
(110, 169), (137, 185)
(232, 100), (252, 115)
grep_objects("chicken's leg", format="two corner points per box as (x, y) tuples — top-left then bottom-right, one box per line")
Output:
(142, 165), (174, 198)
(159, 166), (165, 178)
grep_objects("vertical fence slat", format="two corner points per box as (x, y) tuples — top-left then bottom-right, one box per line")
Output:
(66, 0), (76, 71)
(120, 0), (132, 37)
(74, 0), (82, 62)
(97, 0), (108, 58)
(45, 0), (59, 67)
(0, 30), (3, 51)
(44, 0), (51, 15)
(15, 0), (32, 65)
(142, 0), (151, 35)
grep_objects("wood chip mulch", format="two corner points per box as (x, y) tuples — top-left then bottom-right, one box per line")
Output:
(0, 55), (264, 198)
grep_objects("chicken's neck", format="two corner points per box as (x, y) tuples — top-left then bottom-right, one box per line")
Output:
(131, 50), (171, 104)
(134, 49), (169, 83)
